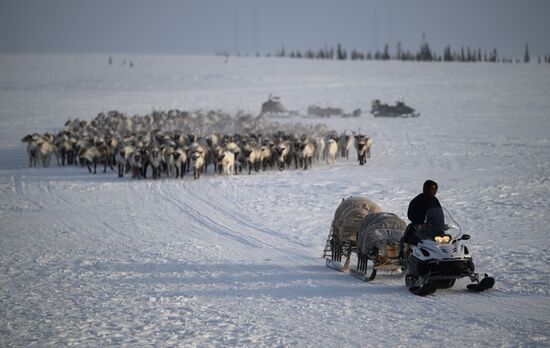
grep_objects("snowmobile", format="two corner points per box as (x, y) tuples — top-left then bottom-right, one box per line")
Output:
(371, 99), (420, 118)
(403, 207), (495, 296)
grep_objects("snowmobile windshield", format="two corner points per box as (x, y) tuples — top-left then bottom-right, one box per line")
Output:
(441, 207), (461, 238)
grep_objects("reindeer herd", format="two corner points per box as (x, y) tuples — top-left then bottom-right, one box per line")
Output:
(20, 110), (373, 180)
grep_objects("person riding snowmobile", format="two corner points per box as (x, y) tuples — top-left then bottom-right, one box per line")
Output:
(400, 180), (495, 294)
(400, 180), (441, 258)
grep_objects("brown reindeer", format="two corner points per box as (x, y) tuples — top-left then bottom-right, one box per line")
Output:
(79, 143), (113, 174)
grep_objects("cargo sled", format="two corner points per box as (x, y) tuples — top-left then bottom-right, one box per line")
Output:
(349, 212), (407, 281)
(323, 197), (382, 273)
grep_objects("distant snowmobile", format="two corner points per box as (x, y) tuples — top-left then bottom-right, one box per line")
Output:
(403, 207), (495, 296)
(261, 95), (287, 114)
(371, 99), (420, 117)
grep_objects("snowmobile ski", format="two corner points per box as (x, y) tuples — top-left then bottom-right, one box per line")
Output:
(467, 274), (495, 292)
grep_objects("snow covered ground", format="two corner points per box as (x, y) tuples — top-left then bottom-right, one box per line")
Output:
(1, 54), (549, 346)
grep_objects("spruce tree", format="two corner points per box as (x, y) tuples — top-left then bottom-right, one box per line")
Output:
(524, 43), (530, 63)
(382, 44), (390, 60)
(443, 45), (452, 61)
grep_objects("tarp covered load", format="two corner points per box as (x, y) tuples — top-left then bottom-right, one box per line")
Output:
(356, 212), (407, 256)
(331, 197), (382, 245)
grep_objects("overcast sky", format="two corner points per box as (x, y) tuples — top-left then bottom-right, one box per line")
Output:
(1, 0), (549, 58)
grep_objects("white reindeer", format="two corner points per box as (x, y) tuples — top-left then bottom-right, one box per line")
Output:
(223, 140), (241, 174)
(191, 150), (205, 179)
(314, 136), (326, 162)
(218, 150), (235, 175)
(326, 138), (338, 165)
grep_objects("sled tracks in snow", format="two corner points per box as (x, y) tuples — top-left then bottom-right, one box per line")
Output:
(153, 182), (309, 260)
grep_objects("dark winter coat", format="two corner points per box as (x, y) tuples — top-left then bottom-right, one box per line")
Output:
(407, 180), (441, 224)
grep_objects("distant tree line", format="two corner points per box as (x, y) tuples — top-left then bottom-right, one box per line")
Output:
(264, 40), (550, 64)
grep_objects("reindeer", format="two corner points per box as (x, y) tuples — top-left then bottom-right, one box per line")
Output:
(354, 134), (373, 165)
(107, 135), (120, 167)
(173, 146), (189, 178)
(21, 134), (40, 167)
(243, 142), (262, 174)
(79, 142), (113, 174)
(162, 144), (175, 178)
(147, 145), (163, 179)
(191, 150), (205, 179)
(222, 138), (242, 174)
(54, 132), (76, 166)
(35, 135), (56, 167)
(275, 140), (292, 171)
(114, 144), (135, 178)
(326, 138), (338, 165)
(218, 150), (235, 175)
(338, 132), (353, 160)
(190, 140), (209, 174)
(210, 144), (224, 174)
(260, 143), (274, 171)
(129, 148), (143, 179)
(314, 136), (326, 162)
(299, 138), (316, 170)
(75, 137), (93, 166)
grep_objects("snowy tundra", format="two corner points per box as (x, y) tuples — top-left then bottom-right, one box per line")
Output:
(0, 54), (549, 347)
